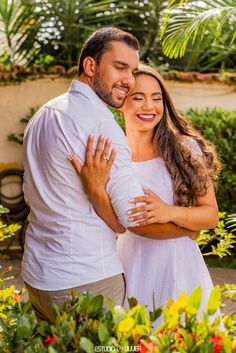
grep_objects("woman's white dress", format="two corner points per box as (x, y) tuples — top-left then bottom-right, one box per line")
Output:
(117, 156), (216, 322)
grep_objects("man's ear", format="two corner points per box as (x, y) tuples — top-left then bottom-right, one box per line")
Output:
(83, 57), (96, 77)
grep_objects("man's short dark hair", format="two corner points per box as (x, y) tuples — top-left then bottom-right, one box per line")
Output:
(78, 27), (140, 76)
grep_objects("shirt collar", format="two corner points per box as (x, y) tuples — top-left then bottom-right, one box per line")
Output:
(68, 79), (114, 118)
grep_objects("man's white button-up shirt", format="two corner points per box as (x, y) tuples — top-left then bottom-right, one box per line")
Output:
(22, 80), (145, 290)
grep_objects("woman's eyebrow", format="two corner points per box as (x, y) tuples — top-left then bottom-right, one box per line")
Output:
(130, 92), (162, 96)
(130, 91), (145, 96)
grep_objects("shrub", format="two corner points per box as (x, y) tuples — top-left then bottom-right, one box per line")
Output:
(0, 287), (236, 353)
(185, 108), (236, 213)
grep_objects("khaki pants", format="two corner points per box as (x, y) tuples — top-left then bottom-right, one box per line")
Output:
(25, 273), (127, 323)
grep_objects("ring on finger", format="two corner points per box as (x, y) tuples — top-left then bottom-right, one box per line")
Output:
(101, 155), (108, 160)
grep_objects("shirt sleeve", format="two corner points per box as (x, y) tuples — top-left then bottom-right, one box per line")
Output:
(90, 119), (146, 228)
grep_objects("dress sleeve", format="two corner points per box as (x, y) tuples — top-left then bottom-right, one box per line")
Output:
(184, 138), (203, 156)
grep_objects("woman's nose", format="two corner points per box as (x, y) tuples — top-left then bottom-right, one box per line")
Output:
(143, 99), (154, 110)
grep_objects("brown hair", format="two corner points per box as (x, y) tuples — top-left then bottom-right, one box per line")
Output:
(134, 64), (221, 207)
(78, 27), (140, 76)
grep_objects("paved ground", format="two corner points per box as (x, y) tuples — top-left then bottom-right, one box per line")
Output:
(0, 256), (235, 315)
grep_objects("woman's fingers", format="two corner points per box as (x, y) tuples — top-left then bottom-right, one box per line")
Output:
(85, 134), (115, 168)
(107, 148), (116, 170)
(94, 135), (104, 164)
(68, 155), (82, 174)
(129, 196), (153, 204)
(126, 204), (150, 215)
(85, 135), (94, 166)
(143, 188), (160, 199)
(136, 219), (154, 226)
(128, 212), (151, 222)
(100, 138), (111, 161)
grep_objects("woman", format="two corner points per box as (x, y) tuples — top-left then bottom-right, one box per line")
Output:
(69, 64), (221, 320)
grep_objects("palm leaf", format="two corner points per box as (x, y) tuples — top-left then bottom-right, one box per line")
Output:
(162, 0), (236, 59)
(226, 214), (236, 233)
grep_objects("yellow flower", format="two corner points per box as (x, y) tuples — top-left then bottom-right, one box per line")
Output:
(118, 317), (135, 334)
(0, 285), (15, 301)
(232, 338), (236, 351)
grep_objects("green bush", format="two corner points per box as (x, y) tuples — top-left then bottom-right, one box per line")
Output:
(0, 287), (236, 352)
(185, 108), (236, 213)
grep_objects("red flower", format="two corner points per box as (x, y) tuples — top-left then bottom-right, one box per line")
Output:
(157, 329), (165, 337)
(138, 341), (159, 353)
(44, 335), (59, 345)
(138, 342), (149, 353)
(210, 335), (223, 353)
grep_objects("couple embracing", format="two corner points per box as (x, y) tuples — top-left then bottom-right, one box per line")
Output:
(22, 27), (221, 324)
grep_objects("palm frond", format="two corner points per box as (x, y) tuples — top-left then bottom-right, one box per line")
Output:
(226, 214), (236, 233)
(162, 0), (236, 59)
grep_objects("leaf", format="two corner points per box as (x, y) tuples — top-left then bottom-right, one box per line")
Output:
(0, 206), (9, 214)
(113, 306), (126, 325)
(79, 337), (95, 353)
(48, 347), (58, 353)
(186, 287), (202, 316)
(207, 285), (221, 315)
(162, 0), (236, 58)
(98, 322), (110, 343)
(149, 307), (163, 322)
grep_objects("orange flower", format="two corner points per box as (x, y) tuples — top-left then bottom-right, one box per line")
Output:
(13, 292), (21, 303)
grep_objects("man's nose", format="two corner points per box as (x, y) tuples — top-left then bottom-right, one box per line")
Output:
(121, 71), (135, 89)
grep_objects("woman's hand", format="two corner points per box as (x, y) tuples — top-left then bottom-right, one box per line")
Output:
(127, 188), (174, 226)
(69, 135), (116, 196)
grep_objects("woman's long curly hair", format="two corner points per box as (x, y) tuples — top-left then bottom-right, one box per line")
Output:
(134, 64), (221, 207)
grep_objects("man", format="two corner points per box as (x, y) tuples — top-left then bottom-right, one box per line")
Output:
(22, 27), (146, 322)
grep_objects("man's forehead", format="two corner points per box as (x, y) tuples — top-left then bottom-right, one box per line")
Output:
(103, 41), (139, 66)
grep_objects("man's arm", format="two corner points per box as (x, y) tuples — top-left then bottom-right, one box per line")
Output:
(129, 223), (198, 239)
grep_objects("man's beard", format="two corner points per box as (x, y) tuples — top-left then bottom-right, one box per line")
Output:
(92, 71), (126, 108)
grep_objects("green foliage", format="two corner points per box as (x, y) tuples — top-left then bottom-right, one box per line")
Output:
(197, 212), (236, 258)
(0, 205), (21, 287)
(0, 205), (21, 247)
(8, 106), (39, 145)
(223, 284), (236, 303)
(1, 0), (235, 73)
(186, 108), (236, 212)
(0, 288), (235, 352)
(0, 0), (42, 66)
(162, 0), (236, 59)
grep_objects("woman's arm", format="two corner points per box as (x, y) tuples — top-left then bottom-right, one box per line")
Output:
(69, 135), (125, 234)
(126, 182), (219, 231)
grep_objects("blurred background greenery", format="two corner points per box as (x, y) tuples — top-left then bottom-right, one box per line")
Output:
(0, 0), (235, 72)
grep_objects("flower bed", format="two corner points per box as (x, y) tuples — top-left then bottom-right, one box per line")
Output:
(0, 283), (235, 353)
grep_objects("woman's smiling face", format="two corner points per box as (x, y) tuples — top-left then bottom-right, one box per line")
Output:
(122, 73), (164, 133)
